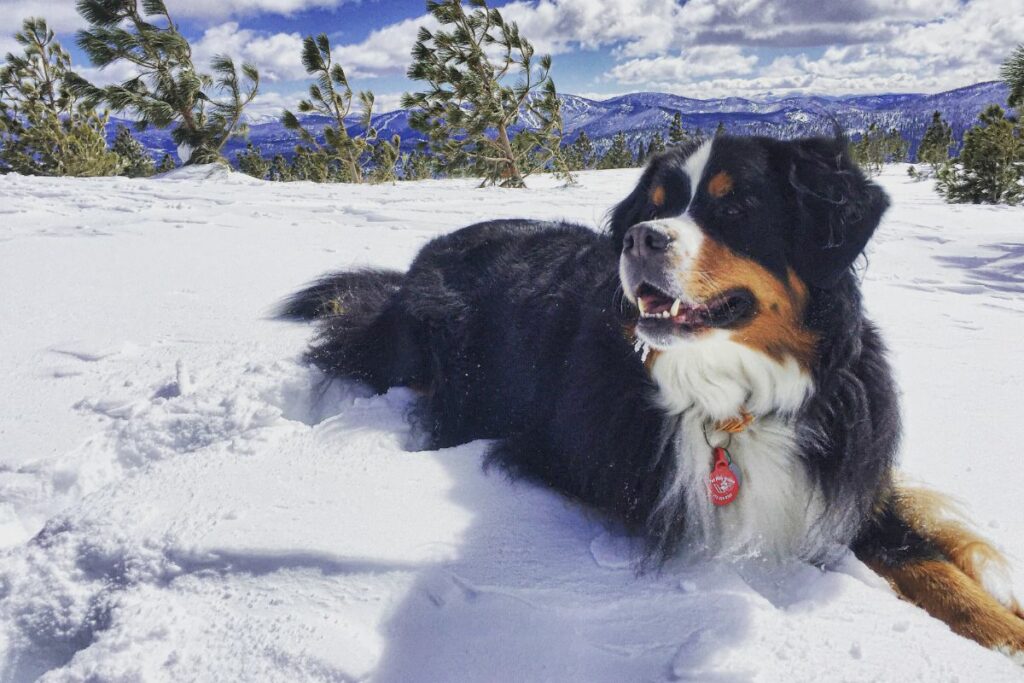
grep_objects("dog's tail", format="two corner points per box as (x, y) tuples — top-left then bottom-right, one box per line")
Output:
(855, 482), (1024, 660)
(278, 269), (427, 392)
(278, 269), (404, 322)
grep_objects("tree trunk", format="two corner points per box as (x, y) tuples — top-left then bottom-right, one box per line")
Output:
(496, 122), (523, 188)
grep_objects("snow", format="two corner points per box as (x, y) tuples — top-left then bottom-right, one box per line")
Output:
(1, 165), (1023, 681)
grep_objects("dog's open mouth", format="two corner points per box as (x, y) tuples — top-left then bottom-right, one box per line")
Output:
(636, 283), (755, 332)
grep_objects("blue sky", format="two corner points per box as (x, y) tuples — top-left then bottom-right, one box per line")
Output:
(2, 0), (1022, 116)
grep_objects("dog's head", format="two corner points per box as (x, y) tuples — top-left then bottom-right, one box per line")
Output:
(613, 134), (888, 367)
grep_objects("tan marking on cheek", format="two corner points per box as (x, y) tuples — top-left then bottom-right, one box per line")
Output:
(650, 185), (666, 207)
(686, 239), (818, 367)
(707, 171), (734, 198)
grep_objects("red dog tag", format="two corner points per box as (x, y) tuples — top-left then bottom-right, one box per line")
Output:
(708, 447), (740, 506)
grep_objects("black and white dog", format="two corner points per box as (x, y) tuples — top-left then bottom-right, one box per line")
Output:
(282, 135), (1024, 657)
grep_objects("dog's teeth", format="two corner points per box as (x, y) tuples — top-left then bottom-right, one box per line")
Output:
(637, 299), (647, 314)
(670, 299), (681, 317)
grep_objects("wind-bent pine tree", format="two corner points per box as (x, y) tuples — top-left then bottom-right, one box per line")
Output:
(282, 33), (384, 183)
(917, 111), (954, 169)
(1001, 43), (1024, 111)
(936, 104), (1024, 205)
(0, 17), (118, 176)
(67, 0), (259, 165)
(402, 0), (567, 188)
(668, 112), (688, 146)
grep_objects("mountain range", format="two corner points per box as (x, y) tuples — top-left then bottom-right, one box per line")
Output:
(113, 81), (1012, 164)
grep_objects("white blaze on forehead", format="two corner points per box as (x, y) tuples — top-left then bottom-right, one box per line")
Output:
(681, 139), (715, 212)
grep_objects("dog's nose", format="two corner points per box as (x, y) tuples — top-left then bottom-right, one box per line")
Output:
(622, 223), (671, 258)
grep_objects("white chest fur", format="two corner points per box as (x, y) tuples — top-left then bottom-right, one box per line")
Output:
(648, 333), (839, 562)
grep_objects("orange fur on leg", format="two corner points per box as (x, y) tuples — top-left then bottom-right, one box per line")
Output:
(865, 484), (1024, 657)
(894, 485), (1022, 617)
(868, 558), (1024, 654)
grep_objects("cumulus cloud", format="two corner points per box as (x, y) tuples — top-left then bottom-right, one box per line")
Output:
(6, 0), (1017, 102)
(607, 47), (759, 85)
(321, 0), (1005, 97)
(595, 0), (1021, 96)
(165, 0), (353, 20)
(0, 0), (356, 30)
(69, 59), (140, 88)
(0, 1), (84, 33)
(334, 15), (438, 78)
(191, 23), (306, 82)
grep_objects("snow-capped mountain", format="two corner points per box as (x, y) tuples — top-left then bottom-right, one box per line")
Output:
(113, 81), (1012, 163)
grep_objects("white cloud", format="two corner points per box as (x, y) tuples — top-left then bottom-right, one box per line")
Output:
(0, 0), (356, 31)
(595, 0), (1023, 97)
(191, 23), (306, 82)
(369, 91), (404, 113)
(70, 59), (140, 88)
(334, 14), (437, 78)
(607, 47), (759, 85)
(167, 0), (353, 20)
(0, 1), (84, 33)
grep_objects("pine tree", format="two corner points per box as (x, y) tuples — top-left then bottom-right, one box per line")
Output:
(564, 130), (594, 171)
(917, 111), (954, 168)
(282, 34), (381, 183)
(156, 153), (176, 173)
(292, 149), (336, 181)
(111, 124), (154, 176)
(1001, 44), (1024, 112)
(402, 0), (566, 188)
(646, 132), (666, 160)
(598, 132), (634, 169)
(369, 134), (402, 183)
(401, 149), (433, 180)
(0, 18), (118, 176)
(235, 142), (269, 179)
(269, 154), (292, 182)
(668, 112), (688, 146)
(884, 128), (909, 163)
(67, 0), (259, 165)
(851, 123), (885, 175)
(715, 121), (726, 137)
(936, 105), (1024, 205)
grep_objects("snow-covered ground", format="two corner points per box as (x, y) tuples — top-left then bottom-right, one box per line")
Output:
(1, 165), (1023, 681)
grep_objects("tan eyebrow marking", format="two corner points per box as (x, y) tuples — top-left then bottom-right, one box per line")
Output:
(650, 185), (666, 207)
(708, 171), (734, 198)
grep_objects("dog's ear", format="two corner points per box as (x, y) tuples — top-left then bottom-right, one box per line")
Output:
(773, 137), (890, 288)
(607, 166), (656, 251)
